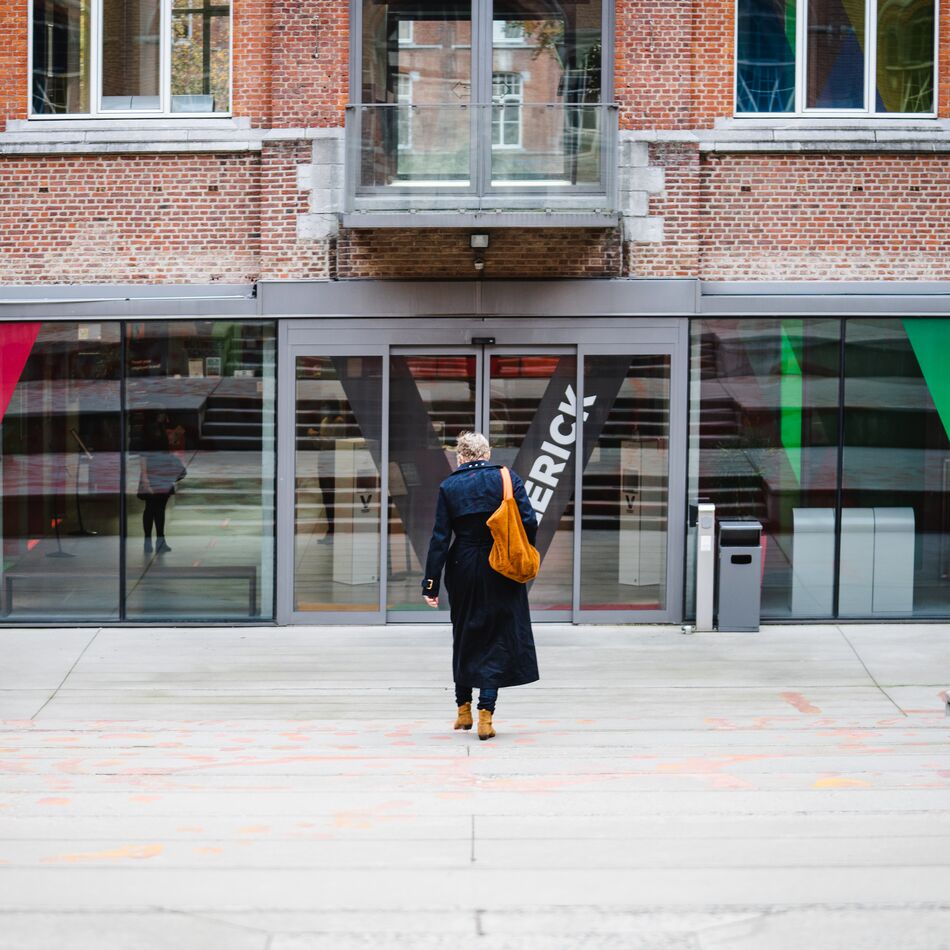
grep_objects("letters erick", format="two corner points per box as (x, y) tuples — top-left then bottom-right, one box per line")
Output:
(523, 385), (595, 523)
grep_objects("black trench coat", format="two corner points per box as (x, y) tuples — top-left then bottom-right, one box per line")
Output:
(422, 461), (540, 689)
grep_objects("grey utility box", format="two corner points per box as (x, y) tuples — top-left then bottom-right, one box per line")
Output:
(717, 521), (763, 632)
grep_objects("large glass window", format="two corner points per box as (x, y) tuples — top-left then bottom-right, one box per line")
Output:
(1, 320), (275, 624)
(294, 356), (383, 614)
(688, 319), (842, 619)
(32, 0), (231, 115)
(1, 323), (121, 621)
(355, 0), (608, 194)
(841, 319), (950, 617)
(737, 0), (936, 114)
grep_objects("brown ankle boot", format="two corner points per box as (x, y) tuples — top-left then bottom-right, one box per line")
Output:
(454, 703), (473, 730)
(477, 708), (496, 741)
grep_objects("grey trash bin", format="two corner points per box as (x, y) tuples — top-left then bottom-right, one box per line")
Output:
(717, 521), (763, 632)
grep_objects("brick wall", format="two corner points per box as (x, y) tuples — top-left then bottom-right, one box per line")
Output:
(636, 151), (950, 282)
(233, 0), (273, 126)
(0, 2), (27, 122)
(336, 229), (622, 279)
(0, 155), (261, 284)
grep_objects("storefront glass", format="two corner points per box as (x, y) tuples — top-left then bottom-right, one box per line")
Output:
(1, 322), (121, 620)
(125, 321), (276, 619)
(1, 319), (276, 623)
(841, 319), (950, 617)
(688, 319), (841, 618)
(294, 355), (383, 612)
(581, 354), (670, 612)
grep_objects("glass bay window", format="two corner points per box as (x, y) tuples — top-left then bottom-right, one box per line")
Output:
(32, 0), (231, 116)
(737, 0), (937, 115)
(351, 0), (613, 204)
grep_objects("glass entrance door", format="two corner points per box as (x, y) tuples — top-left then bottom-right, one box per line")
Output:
(282, 336), (680, 624)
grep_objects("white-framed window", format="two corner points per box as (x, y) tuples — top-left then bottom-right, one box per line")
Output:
(736, 0), (937, 116)
(396, 72), (413, 149)
(30, 0), (232, 117)
(492, 19), (528, 46)
(397, 20), (413, 46)
(491, 72), (523, 148)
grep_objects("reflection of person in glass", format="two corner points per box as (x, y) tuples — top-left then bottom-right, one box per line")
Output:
(138, 414), (186, 555)
(421, 432), (540, 741)
(307, 400), (344, 543)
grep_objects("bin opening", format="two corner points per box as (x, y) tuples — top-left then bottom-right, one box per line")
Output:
(730, 554), (753, 565)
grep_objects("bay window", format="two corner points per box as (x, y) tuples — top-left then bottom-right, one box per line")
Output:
(32, 0), (232, 116)
(736, 0), (937, 115)
(350, 0), (614, 207)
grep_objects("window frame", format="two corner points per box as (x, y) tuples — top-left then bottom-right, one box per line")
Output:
(28, 0), (234, 120)
(491, 71), (523, 149)
(733, 0), (940, 118)
(348, 0), (615, 198)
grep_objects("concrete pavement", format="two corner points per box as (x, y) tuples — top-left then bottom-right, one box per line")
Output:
(1, 622), (949, 949)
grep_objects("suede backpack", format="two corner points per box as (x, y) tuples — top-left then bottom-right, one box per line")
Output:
(487, 467), (540, 583)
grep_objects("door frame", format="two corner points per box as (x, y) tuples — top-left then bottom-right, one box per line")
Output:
(277, 317), (687, 625)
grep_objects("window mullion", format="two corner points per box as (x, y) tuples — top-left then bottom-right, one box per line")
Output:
(796, 0), (806, 113)
(92, 0), (103, 116)
(163, 0), (172, 114)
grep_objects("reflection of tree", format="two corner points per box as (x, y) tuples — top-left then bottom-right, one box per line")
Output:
(171, 2), (230, 109)
(516, 19), (601, 101)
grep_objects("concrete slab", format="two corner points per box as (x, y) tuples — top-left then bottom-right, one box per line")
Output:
(0, 622), (948, 948)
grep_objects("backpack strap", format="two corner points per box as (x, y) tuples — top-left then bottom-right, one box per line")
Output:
(499, 466), (513, 501)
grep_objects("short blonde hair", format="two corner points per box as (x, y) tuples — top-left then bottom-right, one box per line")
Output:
(456, 431), (491, 463)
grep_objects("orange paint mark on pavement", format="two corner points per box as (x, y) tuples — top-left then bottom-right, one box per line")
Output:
(813, 776), (871, 789)
(43, 844), (163, 863)
(37, 797), (70, 806)
(780, 692), (822, 715)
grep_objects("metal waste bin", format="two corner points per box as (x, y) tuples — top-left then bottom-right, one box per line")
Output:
(717, 521), (763, 631)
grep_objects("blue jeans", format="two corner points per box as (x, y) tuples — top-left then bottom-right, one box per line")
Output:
(455, 685), (498, 712)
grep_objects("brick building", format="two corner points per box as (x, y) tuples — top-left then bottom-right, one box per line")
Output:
(2, 0), (950, 625)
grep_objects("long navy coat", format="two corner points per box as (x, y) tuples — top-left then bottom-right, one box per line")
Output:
(422, 460), (540, 689)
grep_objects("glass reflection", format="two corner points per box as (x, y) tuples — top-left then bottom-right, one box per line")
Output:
(841, 319), (950, 616)
(32, 0), (92, 114)
(387, 355), (476, 613)
(687, 319), (841, 618)
(361, 0), (472, 185)
(1, 322), (120, 620)
(101, 0), (162, 111)
(124, 321), (275, 619)
(876, 0), (934, 113)
(490, 355), (575, 612)
(294, 356), (383, 612)
(736, 0), (796, 113)
(581, 355), (670, 611)
(807, 0), (866, 109)
(172, 0), (232, 113)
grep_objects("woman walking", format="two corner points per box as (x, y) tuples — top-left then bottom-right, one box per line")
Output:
(422, 432), (539, 740)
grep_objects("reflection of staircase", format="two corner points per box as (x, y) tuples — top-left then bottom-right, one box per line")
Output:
(200, 396), (265, 452)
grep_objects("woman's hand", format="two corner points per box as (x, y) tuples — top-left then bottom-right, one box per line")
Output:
(423, 595), (439, 608)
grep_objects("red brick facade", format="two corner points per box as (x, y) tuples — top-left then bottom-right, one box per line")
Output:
(2, 1), (949, 285)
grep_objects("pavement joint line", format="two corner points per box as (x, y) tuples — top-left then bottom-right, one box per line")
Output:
(834, 625), (908, 718)
(29, 628), (103, 721)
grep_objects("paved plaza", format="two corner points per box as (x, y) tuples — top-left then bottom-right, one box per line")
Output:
(0, 622), (949, 949)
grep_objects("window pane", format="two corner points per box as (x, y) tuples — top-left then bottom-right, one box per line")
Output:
(806, 0), (866, 109)
(101, 0), (162, 111)
(360, 0), (472, 186)
(294, 356), (383, 613)
(32, 0), (92, 114)
(1, 323), (121, 620)
(581, 355), (670, 612)
(387, 355), (476, 614)
(491, 0), (601, 184)
(124, 322), (276, 620)
(876, 0), (934, 113)
(171, 0), (231, 113)
(841, 320), (950, 616)
(687, 319), (842, 619)
(736, 0), (796, 113)
(491, 355), (575, 613)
